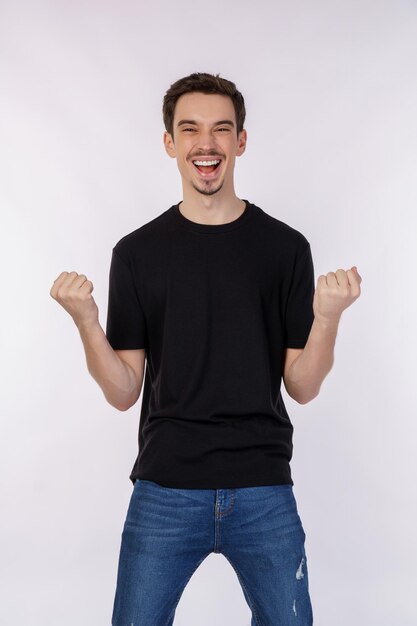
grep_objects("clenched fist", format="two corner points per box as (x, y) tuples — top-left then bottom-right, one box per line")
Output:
(50, 271), (99, 329)
(313, 266), (362, 325)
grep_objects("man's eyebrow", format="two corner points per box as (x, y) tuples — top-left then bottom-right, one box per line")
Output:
(176, 119), (235, 127)
(177, 120), (196, 127)
(215, 120), (235, 127)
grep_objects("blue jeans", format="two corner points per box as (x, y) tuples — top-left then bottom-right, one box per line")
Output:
(112, 480), (313, 625)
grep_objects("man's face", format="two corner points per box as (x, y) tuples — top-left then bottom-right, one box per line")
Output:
(163, 92), (247, 197)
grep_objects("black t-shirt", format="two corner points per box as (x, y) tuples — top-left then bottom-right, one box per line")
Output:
(105, 200), (315, 488)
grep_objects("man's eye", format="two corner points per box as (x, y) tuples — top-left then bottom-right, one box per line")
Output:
(217, 128), (230, 132)
(183, 128), (196, 132)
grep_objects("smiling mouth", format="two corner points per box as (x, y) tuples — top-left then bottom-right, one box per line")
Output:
(191, 158), (222, 176)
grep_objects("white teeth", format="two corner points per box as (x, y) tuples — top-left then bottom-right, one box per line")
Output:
(193, 159), (220, 166)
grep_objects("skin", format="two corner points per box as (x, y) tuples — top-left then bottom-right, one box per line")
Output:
(50, 89), (362, 408)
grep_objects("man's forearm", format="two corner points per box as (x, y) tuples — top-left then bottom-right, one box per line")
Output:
(77, 320), (138, 411)
(285, 317), (340, 404)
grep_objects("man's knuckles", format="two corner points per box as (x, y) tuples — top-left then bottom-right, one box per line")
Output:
(52, 272), (91, 299)
(347, 269), (362, 287)
(317, 281), (353, 300)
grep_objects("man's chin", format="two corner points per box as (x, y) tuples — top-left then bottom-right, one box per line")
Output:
(192, 181), (224, 196)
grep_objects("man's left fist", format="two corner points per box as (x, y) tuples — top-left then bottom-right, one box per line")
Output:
(313, 266), (362, 325)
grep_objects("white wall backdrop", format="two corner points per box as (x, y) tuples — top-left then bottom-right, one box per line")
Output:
(1, 1), (416, 624)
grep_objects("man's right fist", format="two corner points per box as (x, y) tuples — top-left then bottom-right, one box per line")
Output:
(50, 271), (99, 329)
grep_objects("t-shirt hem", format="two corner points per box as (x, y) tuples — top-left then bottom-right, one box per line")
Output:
(107, 342), (147, 350)
(130, 471), (294, 490)
(285, 340), (308, 348)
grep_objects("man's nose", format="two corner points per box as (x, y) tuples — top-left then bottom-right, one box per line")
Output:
(197, 129), (217, 151)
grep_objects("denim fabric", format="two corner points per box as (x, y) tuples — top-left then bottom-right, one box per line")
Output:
(112, 480), (313, 625)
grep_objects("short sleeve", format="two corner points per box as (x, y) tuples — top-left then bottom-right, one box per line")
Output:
(105, 248), (148, 350)
(284, 243), (315, 348)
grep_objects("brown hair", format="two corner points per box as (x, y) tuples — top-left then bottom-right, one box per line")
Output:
(163, 72), (246, 138)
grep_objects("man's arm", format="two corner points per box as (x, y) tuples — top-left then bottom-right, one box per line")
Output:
(283, 266), (362, 404)
(50, 270), (145, 411)
(77, 320), (146, 411)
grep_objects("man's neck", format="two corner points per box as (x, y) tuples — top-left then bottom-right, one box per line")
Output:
(179, 193), (246, 226)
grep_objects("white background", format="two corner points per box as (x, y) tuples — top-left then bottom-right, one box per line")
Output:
(1, 1), (417, 624)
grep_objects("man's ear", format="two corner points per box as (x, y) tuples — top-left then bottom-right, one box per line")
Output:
(163, 131), (176, 158)
(236, 129), (247, 157)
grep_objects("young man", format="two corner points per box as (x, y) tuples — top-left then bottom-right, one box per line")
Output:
(50, 72), (362, 625)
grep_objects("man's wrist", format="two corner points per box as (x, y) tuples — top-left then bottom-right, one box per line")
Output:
(76, 317), (101, 336)
(313, 314), (341, 333)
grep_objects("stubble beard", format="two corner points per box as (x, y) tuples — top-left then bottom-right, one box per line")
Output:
(192, 180), (224, 196)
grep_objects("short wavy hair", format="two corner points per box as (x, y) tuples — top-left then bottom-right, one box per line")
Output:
(163, 72), (246, 138)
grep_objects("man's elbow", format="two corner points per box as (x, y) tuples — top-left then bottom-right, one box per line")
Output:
(287, 385), (320, 405)
(105, 393), (139, 412)
(296, 392), (318, 405)
(116, 402), (133, 411)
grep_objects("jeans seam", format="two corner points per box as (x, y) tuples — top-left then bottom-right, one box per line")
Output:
(214, 503), (221, 553)
(219, 490), (236, 517)
(223, 553), (262, 626)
